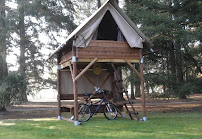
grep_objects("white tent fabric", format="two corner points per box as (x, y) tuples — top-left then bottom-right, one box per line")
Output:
(74, 5), (107, 48)
(47, 0), (152, 59)
(74, 3), (143, 48)
(109, 4), (143, 48)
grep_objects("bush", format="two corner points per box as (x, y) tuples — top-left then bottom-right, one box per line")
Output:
(176, 78), (202, 98)
(0, 73), (26, 111)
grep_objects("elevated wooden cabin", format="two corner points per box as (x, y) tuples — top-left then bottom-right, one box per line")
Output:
(48, 0), (153, 125)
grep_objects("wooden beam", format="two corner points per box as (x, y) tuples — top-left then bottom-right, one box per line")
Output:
(78, 58), (140, 63)
(89, 40), (129, 47)
(59, 51), (72, 65)
(57, 56), (62, 120)
(125, 59), (144, 82)
(143, 50), (158, 56)
(78, 70), (96, 87)
(74, 58), (98, 82)
(140, 61), (146, 119)
(60, 61), (70, 69)
(68, 61), (74, 80)
(72, 47), (79, 125)
(100, 73), (111, 88)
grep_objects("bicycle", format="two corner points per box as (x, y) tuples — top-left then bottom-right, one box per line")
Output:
(78, 87), (118, 122)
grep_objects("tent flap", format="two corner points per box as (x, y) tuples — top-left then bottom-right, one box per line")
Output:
(75, 7), (107, 47)
(75, 3), (143, 48)
(108, 4), (143, 48)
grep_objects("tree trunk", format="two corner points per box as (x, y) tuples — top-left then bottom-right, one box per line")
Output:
(175, 43), (185, 99)
(97, 0), (101, 8)
(169, 42), (176, 77)
(135, 83), (141, 97)
(0, 0), (8, 85)
(0, 105), (6, 112)
(135, 64), (141, 97)
(130, 69), (135, 99)
(18, 0), (27, 102)
(175, 45), (183, 83)
(168, 41), (176, 95)
(115, 0), (119, 4)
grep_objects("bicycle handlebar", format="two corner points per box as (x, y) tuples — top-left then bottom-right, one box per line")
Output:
(85, 87), (108, 97)
(94, 86), (108, 94)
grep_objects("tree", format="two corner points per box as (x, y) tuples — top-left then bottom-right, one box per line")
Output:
(0, 0), (8, 111)
(98, 0), (101, 8)
(5, 0), (77, 101)
(17, 0), (27, 101)
(0, 73), (26, 111)
(0, 0), (8, 85)
(124, 0), (202, 98)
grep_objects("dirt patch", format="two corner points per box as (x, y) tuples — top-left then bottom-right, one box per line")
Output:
(0, 102), (58, 120)
(0, 95), (202, 120)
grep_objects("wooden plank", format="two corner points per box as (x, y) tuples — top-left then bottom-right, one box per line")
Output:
(89, 40), (129, 47)
(60, 94), (85, 100)
(74, 58), (98, 82)
(60, 61), (70, 69)
(60, 51), (72, 64)
(77, 59), (140, 63)
(77, 55), (139, 60)
(78, 50), (139, 56)
(77, 46), (140, 60)
(60, 40), (141, 65)
(78, 51), (139, 57)
(78, 47), (140, 54)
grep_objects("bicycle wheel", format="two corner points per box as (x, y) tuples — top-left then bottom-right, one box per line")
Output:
(78, 104), (91, 122)
(103, 103), (117, 120)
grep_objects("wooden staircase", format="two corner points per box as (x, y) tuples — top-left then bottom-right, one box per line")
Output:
(111, 64), (139, 120)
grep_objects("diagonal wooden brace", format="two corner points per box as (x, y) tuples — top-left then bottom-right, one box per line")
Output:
(78, 69), (96, 87)
(125, 59), (144, 82)
(68, 61), (74, 80)
(74, 58), (98, 82)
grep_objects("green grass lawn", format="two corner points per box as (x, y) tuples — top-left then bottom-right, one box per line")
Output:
(0, 111), (202, 139)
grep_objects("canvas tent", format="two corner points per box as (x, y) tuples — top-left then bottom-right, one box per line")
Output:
(48, 0), (153, 125)
(48, 0), (153, 59)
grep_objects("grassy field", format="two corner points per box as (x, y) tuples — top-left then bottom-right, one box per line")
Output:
(0, 111), (202, 139)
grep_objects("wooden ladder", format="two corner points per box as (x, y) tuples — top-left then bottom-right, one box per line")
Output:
(111, 63), (139, 121)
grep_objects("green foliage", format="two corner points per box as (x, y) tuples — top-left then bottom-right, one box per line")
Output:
(0, 73), (27, 109)
(145, 73), (166, 87)
(124, 0), (202, 99)
(176, 78), (202, 98)
(1, 0), (78, 96)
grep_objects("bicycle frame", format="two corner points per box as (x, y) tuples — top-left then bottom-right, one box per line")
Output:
(87, 97), (108, 115)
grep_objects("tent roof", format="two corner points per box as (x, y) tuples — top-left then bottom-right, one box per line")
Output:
(48, 0), (153, 59)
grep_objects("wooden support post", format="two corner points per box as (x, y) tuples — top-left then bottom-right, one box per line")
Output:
(57, 55), (62, 120)
(140, 57), (146, 121)
(72, 47), (79, 125)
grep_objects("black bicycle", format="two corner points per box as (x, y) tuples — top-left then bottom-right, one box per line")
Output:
(78, 87), (117, 122)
